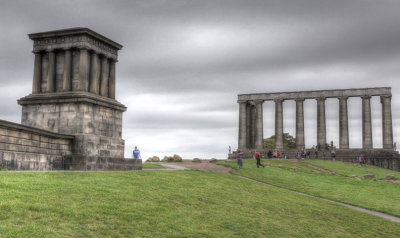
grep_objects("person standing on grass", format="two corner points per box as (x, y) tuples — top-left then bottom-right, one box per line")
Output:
(236, 150), (243, 168)
(254, 151), (265, 168)
(357, 156), (363, 166)
(133, 146), (141, 159)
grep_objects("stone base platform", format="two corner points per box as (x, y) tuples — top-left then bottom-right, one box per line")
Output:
(229, 149), (400, 172)
(63, 156), (142, 171)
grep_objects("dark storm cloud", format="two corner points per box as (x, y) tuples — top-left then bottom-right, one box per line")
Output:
(0, 0), (399, 158)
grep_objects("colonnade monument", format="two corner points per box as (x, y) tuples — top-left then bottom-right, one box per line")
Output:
(233, 88), (400, 171)
(0, 28), (141, 170)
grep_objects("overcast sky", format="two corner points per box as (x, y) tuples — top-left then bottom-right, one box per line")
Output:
(0, 0), (400, 159)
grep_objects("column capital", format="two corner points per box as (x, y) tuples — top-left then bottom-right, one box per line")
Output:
(273, 98), (284, 103)
(295, 98), (305, 102)
(380, 95), (392, 102)
(77, 47), (89, 51)
(254, 99), (264, 105)
(338, 96), (348, 101)
(237, 100), (248, 104)
(361, 95), (372, 100)
(316, 97), (326, 102)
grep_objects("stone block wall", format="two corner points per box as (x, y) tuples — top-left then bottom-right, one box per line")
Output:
(0, 120), (73, 170)
(63, 156), (142, 171)
(21, 100), (124, 157)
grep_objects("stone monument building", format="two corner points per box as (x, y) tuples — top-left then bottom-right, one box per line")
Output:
(232, 88), (400, 172)
(0, 28), (141, 170)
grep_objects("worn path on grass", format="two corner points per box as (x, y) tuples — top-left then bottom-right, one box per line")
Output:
(159, 161), (400, 223)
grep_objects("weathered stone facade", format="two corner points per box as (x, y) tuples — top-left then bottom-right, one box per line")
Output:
(19, 93), (126, 158)
(235, 88), (400, 172)
(0, 28), (141, 171)
(0, 120), (73, 170)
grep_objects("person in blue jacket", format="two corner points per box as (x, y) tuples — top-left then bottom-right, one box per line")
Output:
(133, 146), (141, 159)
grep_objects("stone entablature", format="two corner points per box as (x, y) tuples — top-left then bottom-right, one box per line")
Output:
(238, 87), (394, 151)
(29, 28), (121, 60)
(238, 87), (391, 101)
(0, 119), (73, 170)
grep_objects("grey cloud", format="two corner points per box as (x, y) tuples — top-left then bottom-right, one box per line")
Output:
(1, 0), (400, 158)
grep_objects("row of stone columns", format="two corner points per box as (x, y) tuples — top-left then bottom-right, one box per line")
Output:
(238, 96), (393, 150)
(32, 48), (116, 99)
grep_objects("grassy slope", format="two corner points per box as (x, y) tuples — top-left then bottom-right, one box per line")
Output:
(303, 160), (400, 179)
(0, 171), (399, 237)
(142, 163), (165, 169)
(218, 159), (400, 217)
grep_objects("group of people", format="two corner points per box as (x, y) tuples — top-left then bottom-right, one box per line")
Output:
(235, 150), (265, 168)
(356, 155), (366, 166)
(266, 150), (288, 159)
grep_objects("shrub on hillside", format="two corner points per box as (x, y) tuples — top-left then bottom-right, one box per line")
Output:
(192, 158), (201, 163)
(146, 156), (160, 162)
(162, 156), (174, 162)
(173, 154), (183, 162)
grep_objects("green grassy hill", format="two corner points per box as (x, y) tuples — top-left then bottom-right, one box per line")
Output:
(218, 159), (400, 217)
(0, 163), (399, 237)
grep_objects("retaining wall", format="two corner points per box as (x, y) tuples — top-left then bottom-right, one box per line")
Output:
(0, 119), (73, 170)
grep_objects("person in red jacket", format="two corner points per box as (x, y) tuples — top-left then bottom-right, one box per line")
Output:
(254, 151), (265, 168)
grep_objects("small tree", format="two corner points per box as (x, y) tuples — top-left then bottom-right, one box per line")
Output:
(263, 133), (297, 149)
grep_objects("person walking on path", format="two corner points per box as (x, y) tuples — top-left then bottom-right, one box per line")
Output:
(254, 151), (265, 168)
(133, 146), (141, 159)
(236, 150), (243, 168)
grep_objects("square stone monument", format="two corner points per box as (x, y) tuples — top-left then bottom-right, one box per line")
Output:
(18, 28), (127, 160)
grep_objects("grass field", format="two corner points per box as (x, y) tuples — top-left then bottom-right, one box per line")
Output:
(218, 159), (400, 217)
(1, 170), (400, 237)
(304, 159), (400, 179)
(142, 163), (165, 169)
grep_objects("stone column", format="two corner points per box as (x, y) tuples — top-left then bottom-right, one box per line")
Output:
(238, 101), (248, 150)
(46, 50), (56, 93)
(339, 97), (349, 149)
(108, 60), (116, 99)
(317, 97), (326, 149)
(250, 104), (256, 149)
(100, 56), (109, 97)
(295, 99), (305, 149)
(362, 96), (373, 149)
(78, 48), (89, 91)
(89, 52), (100, 94)
(275, 99), (284, 150)
(62, 49), (72, 91)
(381, 96), (393, 149)
(32, 52), (41, 93)
(254, 100), (264, 149)
(246, 103), (254, 149)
